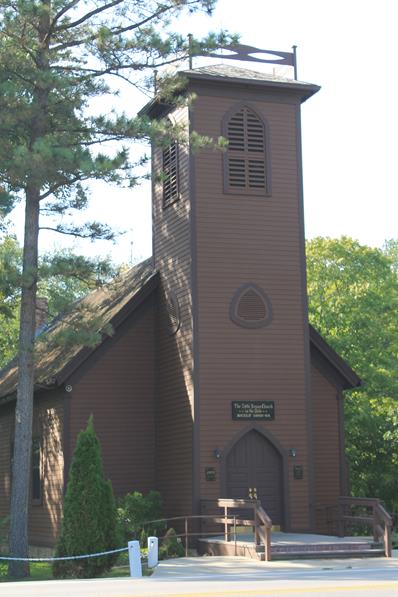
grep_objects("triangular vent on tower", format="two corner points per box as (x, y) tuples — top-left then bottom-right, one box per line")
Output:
(224, 105), (270, 195)
(230, 284), (273, 328)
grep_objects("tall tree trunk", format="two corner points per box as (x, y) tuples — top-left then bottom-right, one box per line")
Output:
(8, 2), (50, 577)
(8, 188), (40, 578)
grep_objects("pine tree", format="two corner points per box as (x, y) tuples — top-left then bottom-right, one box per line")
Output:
(0, 0), (232, 577)
(53, 417), (119, 578)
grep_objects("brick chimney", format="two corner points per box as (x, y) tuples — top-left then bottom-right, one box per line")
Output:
(35, 297), (49, 332)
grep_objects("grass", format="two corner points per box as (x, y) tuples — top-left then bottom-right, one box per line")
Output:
(0, 561), (54, 582)
(0, 552), (153, 582)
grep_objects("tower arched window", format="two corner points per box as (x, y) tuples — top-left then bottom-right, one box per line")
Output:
(223, 105), (271, 196)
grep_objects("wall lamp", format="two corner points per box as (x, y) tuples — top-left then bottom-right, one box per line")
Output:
(289, 448), (297, 458)
(213, 448), (222, 460)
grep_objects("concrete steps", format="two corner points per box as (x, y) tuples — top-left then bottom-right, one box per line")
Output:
(198, 533), (386, 561)
(261, 543), (384, 561)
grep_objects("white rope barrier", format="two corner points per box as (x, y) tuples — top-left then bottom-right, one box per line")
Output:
(0, 546), (128, 562)
(0, 537), (157, 579)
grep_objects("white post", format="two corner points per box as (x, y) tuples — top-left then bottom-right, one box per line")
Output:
(147, 536), (159, 568)
(128, 540), (142, 577)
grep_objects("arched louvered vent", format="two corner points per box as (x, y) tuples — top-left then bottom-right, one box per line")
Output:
(237, 289), (267, 321)
(165, 292), (180, 335)
(163, 140), (179, 207)
(230, 284), (273, 329)
(224, 106), (270, 195)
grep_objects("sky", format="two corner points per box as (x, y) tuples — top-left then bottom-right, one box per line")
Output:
(9, 0), (398, 265)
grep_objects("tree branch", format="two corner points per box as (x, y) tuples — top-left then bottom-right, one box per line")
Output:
(50, 0), (80, 31)
(38, 227), (93, 239)
(53, 0), (125, 33)
(51, 53), (187, 82)
(39, 175), (87, 200)
(40, 223), (117, 241)
(51, 3), (174, 52)
(2, 30), (38, 64)
(106, 4), (170, 36)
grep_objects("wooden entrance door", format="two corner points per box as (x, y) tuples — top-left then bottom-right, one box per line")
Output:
(226, 430), (283, 525)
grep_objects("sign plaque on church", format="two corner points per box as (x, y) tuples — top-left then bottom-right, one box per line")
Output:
(232, 401), (275, 421)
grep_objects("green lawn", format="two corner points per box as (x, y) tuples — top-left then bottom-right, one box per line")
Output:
(0, 558), (150, 582)
(0, 561), (54, 582)
(0, 546), (160, 582)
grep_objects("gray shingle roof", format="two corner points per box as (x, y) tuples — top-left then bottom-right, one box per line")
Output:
(139, 63), (320, 117)
(0, 258), (157, 401)
(181, 63), (313, 86)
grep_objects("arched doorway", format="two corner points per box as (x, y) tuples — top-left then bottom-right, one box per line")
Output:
(225, 429), (284, 526)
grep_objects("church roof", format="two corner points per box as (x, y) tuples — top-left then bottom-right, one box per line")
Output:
(0, 259), (157, 402)
(0, 258), (360, 402)
(139, 63), (320, 118)
(182, 63), (317, 90)
(309, 325), (361, 390)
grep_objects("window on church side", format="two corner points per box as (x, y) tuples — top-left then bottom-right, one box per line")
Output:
(10, 438), (42, 504)
(162, 140), (179, 208)
(224, 106), (270, 195)
(31, 438), (42, 503)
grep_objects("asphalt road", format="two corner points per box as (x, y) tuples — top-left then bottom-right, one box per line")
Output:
(2, 556), (398, 596)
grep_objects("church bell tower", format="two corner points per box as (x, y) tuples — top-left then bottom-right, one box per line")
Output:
(142, 58), (321, 531)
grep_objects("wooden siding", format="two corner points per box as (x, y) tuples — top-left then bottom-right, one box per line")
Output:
(0, 393), (64, 548)
(190, 89), (312, 530)
(152, 106), (194, 518)
(0, 402), (14, 546)
(311, 363), (342, 533)
(67, 295), (156, 499)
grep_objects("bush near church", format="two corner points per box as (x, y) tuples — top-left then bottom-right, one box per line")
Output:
(116, 492), (185, 558)
(53, 417), (119, 578)
(117, 490), (165, 546)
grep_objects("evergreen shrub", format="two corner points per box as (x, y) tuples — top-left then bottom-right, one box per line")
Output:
(53, 417), (119, 578)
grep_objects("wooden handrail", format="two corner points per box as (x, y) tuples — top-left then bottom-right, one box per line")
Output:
(201, 498), (273, 561)
(376, 502), (393, 525)
(254, 505), (272, 561)
(338, 496), (392, 558)
(339, 496), (380, 507)
(255, 505), (272, 527)
(375, 502), (392, 557)
(214, 498), (260, 509)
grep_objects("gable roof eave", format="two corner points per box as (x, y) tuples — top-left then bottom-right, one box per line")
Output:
(309, 324), (362, 390)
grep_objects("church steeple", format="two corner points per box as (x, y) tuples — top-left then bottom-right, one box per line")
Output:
(143, 63), (321, 530)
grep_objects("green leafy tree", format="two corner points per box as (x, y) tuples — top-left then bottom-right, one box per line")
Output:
(53, 417), (119, 578)
(0, 236), (21, 366)
(306, 237), (398, 509)
(384, 239), (398, 273)
(0, 0), (230, 576)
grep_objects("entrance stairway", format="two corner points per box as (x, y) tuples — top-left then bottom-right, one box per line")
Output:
(197, 531), (385, 561)
(198, 497), (392, 561)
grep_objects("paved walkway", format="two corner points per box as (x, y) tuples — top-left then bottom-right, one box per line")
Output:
(153, 550), (398, 580)
(1, 552), (398, 596)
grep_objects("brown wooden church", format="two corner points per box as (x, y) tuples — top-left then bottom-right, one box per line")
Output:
(0, 59), (361, 549)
